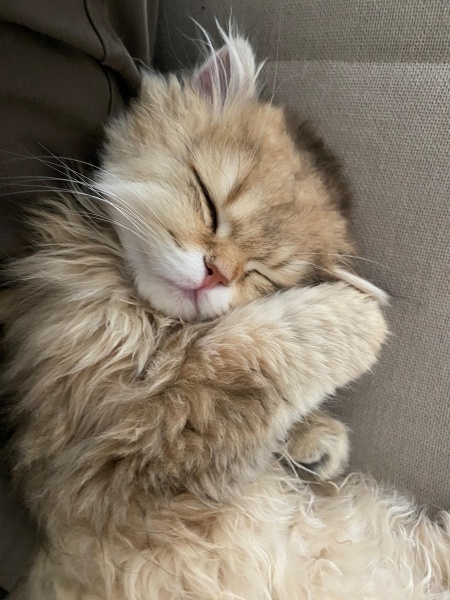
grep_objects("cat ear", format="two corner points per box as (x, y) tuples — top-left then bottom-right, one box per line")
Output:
(192, 35), (258, 107)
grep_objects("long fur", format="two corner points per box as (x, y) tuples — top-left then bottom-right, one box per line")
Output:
(15, 470), (450, 600)
(2, 30), (449, 600)
(2, 197), (449, 600)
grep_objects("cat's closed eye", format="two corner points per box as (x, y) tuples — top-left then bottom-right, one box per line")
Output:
(245, 268), (278, 288)
(193, 167), (218, 232)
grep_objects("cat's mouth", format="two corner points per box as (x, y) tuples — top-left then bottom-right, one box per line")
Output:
(166, 279), (231, 321)
(179, 287), (200, 307)
(161, 277), (204, 317)
(178, 286), (218, 314)
(134, 268), (232, 322)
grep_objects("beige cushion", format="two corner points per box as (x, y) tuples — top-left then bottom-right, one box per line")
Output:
(155, 0), (450, 511)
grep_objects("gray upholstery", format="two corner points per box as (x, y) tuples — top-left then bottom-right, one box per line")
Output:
(155, 0), (450, 510)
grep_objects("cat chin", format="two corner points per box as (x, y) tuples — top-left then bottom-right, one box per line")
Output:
(196, 284), (234, 321)
(134, 270), (233, 321)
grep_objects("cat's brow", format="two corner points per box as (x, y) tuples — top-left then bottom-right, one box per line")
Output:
(223, 169), (254, 206)
(224, 178), (246, 205)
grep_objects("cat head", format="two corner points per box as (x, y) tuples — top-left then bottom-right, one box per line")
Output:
(97, 30), (354, 321)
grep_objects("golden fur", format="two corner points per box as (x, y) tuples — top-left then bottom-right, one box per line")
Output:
(1, 30), (449, 599)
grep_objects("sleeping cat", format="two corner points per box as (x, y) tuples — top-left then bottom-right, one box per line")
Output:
(1, 29), (449, 600)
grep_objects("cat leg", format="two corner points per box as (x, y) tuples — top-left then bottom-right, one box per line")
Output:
(3, 281), (386, 524)
(149, 282), (386, 501)
(281, 411), (350, 480)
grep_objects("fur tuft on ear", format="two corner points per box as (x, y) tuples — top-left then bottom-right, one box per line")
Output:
(192, 23), (261, 109)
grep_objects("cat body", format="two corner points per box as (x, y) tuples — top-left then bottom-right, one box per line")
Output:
(1, 30), (449, 599)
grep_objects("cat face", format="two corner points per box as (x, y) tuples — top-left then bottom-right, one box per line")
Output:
(98, 33), (352, 321)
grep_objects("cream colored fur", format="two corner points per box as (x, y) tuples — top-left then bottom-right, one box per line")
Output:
(2, 30), (449, 600)
(17, 472), (450, 600)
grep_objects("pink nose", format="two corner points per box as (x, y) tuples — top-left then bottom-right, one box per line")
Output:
(199, 261), (229, 290)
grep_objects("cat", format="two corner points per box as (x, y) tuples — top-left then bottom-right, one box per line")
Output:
(1, 28), (449, 600)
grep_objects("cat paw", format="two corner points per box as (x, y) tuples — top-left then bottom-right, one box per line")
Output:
(281, 411), (350, 480)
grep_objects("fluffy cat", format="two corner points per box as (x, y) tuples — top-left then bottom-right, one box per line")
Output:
(1, 29), (449, 600)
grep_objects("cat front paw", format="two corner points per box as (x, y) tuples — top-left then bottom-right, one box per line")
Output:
(281, 411), (350, 480)
(284, 282), (389, 386)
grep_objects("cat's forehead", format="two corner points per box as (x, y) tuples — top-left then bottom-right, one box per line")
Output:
(191, 117), (301, 208)
(224, 197), (298, 251)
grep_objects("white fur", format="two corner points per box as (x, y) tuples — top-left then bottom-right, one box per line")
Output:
(95, 178), (234, 321)
(192, 23), (261, 110)
(15, 468), (450, 600)
(334, 267), (390, 305)
(217, 218), (232, 238)
(216, 156), (240, 197)
(197, 283), (233, 320)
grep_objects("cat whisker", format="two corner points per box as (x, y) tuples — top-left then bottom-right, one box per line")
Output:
(2, 170), (169, 250)
(246, 36), (281, 165)
(116, 188), (170, 239)
(91, 189), (168, 245)
(276, 259), (344, 281)
(271, 71), (303, 101)
(36, 160), (169, 246)
(55, 157), (175, 242)
(268, 250), (387, 272)
(0, 185), (147, 244)
(74, 209), (161, 252)
(0, 175), (82, 184)
(80, 196), (166, 249)
(291, 251), (388, 271)
(0, 187), (81, 198)
(9, 151), (158, 243)
(268, 14), (281, 107)
(21, 147), (162, 239)
(18, 176), (161, 249)
(329, 254), (389, 270)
